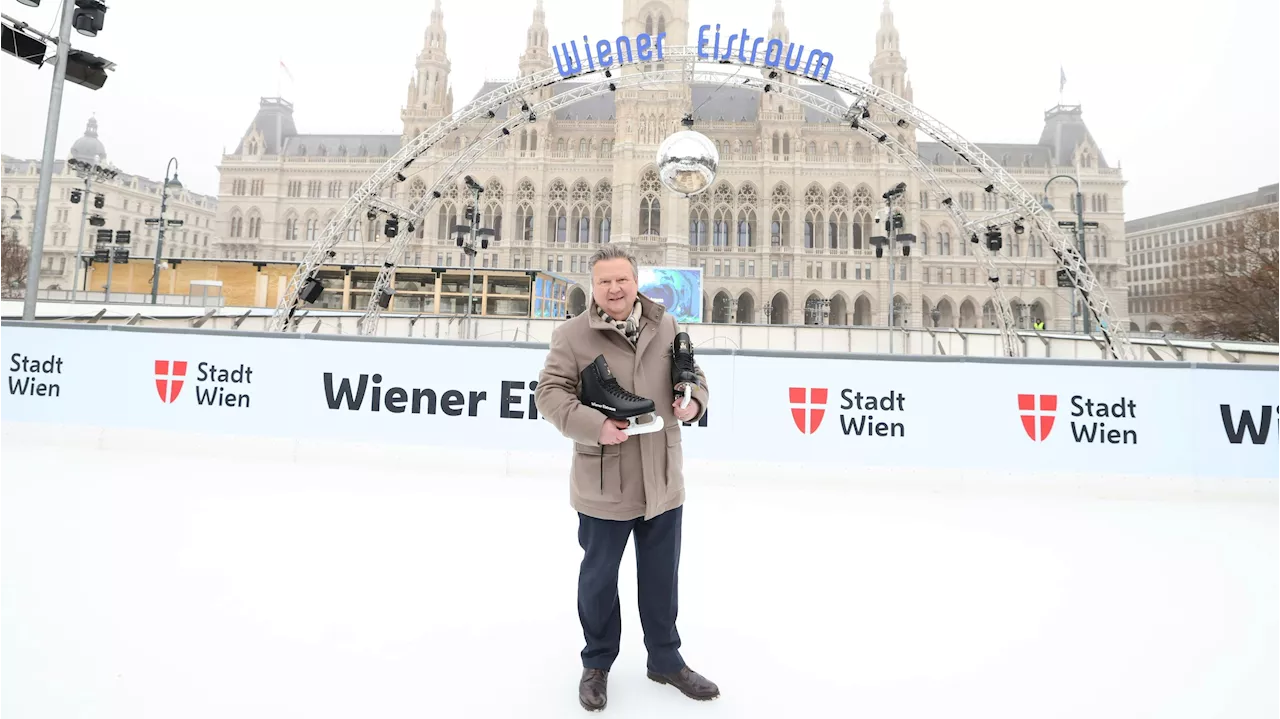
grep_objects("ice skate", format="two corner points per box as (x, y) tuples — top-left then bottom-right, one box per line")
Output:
(671, 331), (698, 410)
(580, 354), (664, 435)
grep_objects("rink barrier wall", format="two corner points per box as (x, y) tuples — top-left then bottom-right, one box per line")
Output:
(3, 321), (1277, 482)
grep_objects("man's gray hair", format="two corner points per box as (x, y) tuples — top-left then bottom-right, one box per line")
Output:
(588, 244), (639, 279)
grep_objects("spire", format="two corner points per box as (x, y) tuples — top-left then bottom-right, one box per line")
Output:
(401, 1), (453, 135)
(769, 0), (789, 46)
(424, 0), (447, 56)
(519, 0), (552, 77)
(869, 0), (910, 100)
(876, 0), (899, 54)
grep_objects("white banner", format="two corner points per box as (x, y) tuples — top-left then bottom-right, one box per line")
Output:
(3, 325), (1276, 479)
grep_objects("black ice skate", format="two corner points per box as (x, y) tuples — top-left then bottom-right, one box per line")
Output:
(580, 354), (664, 436)
(671, 331), (698, 410)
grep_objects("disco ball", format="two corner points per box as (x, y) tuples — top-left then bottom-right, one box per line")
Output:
(656, 129), (718, 197)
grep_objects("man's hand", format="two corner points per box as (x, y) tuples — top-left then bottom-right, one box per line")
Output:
(672, 397), (701, 423)
(598, 418), (630, 445)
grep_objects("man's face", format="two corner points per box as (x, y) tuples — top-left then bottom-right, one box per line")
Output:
(592, 258), (637, 320)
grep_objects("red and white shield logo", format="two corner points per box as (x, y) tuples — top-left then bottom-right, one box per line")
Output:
(789, 387), (828, 434)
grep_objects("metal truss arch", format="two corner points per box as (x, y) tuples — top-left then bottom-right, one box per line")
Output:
(270, 46), (1130, 359)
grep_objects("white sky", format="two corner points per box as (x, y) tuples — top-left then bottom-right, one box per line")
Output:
(2, 0), (1277, 219)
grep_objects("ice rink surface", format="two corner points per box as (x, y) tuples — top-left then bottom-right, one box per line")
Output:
(3, 424), (1277, 719)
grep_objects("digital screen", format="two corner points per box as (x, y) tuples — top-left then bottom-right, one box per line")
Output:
(638, 266), (703, 323)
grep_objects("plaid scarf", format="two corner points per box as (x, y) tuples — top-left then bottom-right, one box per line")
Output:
(598, 300), (642, 347)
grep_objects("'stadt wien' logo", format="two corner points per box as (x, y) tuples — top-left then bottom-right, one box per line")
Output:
(155, 360), (253, 407)
(789, 387), (907, 437)
(1018, 393), (1138, 444)
(156, 360), (187, 403)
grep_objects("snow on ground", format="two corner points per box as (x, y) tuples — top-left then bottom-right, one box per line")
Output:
(2, 423), (1276, 719)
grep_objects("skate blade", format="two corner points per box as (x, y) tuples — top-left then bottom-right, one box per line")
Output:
(679, 385), (692, 410)
(624, 414), (665, 435)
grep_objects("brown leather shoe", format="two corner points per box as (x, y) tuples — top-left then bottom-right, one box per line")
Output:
(579, 668), (608, 711)
(647, 666), (720, 700)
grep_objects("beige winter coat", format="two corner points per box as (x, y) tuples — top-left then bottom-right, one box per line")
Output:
(534, 293), (709, 521)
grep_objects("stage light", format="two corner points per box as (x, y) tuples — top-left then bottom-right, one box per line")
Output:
(376, 287), (394, 309)
(72, 0), (106, 38)
(300, 277), (324, 304)
(985, 228), (1003, 251)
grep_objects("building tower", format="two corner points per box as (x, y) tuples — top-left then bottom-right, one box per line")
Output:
(760, 1), (803, 148)
(611, 0), (692, 260)
(870, 0), (911, 101)
(518, 0), (553, 78)
(401, 0), (454, 141)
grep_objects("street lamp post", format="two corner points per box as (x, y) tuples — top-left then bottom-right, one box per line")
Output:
(69, 154), (117, 302)
(762, 302), (771, 325)
(454, 175), (494, 339)
(1, 197), (22, 292)
(1043, 174), (1090, 334)
(871, 183), (915, 354)
(0, 195), (21, 228)
(149, 158), (183, 304)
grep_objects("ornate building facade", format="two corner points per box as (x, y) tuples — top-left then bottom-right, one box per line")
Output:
(2, 117), (219, 292)
(215, 0), (1128, 329)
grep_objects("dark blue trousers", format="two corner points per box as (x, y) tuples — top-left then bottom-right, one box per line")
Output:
(577, 506), (684, 674)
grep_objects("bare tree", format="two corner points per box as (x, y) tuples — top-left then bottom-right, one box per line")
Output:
(1186, 208), (1278, 342)
(1, 236), (30, 299)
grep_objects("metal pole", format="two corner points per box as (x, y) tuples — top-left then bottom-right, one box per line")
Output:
(22, 0), (76, 320)
(464, 185), (480, 339)
(1075, 187), (1091, 334)
(151, 159), (178, 304)
(104, 231), (115, 302)
(886, 199), (895, 354)
(150, 192), (167, 303)
(70, 160), (96, 302)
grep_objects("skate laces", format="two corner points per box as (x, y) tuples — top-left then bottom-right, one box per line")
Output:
(603, 375), (646, 404)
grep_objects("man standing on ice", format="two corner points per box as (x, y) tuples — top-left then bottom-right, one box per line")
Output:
(535, 245), (719, 711)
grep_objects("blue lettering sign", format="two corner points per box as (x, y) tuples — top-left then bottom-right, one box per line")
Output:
(552, 23), (832, 80)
